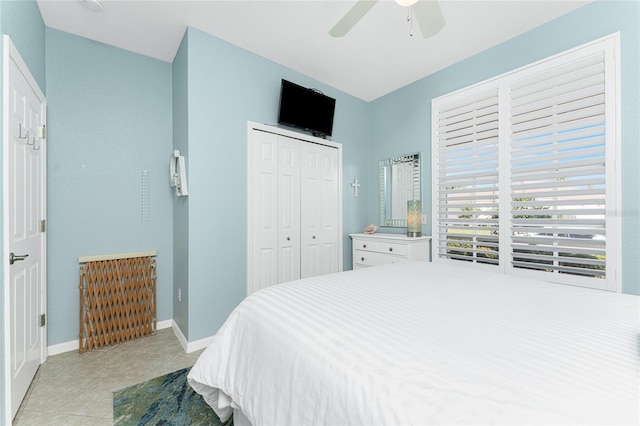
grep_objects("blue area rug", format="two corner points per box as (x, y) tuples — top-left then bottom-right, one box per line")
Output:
(113, 367), (233, 426)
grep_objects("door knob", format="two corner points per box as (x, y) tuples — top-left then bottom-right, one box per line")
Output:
(9, 252), (29, 265)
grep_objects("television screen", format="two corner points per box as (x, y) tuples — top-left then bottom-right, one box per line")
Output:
(277, 79), (336, 137)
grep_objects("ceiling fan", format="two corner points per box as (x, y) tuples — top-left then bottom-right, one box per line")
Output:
(329, 0), (445, 38)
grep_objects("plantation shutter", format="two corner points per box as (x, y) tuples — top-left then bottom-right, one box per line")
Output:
(509, 49), (607, 282)
(433, 36), (618, 291)
(434, 87), (500, 264)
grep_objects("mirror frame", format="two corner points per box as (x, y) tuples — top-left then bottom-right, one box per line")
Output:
(378, 152), (421, 227)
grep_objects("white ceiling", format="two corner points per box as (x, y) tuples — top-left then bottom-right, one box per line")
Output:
(36, 0), (592, 101)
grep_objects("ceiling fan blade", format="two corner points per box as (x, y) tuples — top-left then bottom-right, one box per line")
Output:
(329, 0), (379, 37)
(413, 0), (445, 39)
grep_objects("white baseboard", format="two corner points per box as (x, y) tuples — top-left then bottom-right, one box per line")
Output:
(186, 334), (214, 353)
(47, 319), (175, 356)
(47, 339), (79, 356)
(172, 320), (189, 352)
(171, 321), (213, 353)
(157, 319), (173, 330)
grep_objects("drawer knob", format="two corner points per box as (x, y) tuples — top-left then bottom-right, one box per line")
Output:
(361, 257), (365, 261)
(287, 237), (290, 241)
(312, 235), (316, 239)
(389, 247), (393, 252)
(363, 244), (367, 248)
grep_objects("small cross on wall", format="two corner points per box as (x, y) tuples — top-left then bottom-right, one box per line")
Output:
(351, 178), (361, 198)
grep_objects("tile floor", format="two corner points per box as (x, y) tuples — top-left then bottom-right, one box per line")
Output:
(12, 328), (204, 425)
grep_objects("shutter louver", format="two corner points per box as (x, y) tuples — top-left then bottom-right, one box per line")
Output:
(435, 88), (500, 265)
(509, 52), (607, 279)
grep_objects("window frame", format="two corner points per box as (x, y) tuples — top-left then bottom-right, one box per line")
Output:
(431, 33), (621, 292)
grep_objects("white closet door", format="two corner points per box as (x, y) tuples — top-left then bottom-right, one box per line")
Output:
(277, 136), (301, 284)
(250, 131), (279, 293)
(248, 123), (342, 295)
(300, 142), (340, 278)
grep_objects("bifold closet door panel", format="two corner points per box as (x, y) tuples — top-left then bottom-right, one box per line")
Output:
(249, 125), (342, 295)
(277, 136), (301, 284)
(300, 142), (340, 279)
(250, 130), (279, 293)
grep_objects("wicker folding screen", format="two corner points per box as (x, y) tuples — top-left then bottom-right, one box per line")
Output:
(79, 251), (157, 353)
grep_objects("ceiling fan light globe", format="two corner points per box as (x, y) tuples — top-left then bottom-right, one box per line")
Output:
(395, 0), (419, 7)
(79, 0), (103, 12)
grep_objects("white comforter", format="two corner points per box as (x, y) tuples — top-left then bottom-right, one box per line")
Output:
(188, 261), (639, 425)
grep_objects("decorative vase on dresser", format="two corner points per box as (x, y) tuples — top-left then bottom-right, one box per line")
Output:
(349, 233), (431, 269)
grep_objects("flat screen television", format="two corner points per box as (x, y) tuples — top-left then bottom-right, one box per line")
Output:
(277, 79), (336, 137)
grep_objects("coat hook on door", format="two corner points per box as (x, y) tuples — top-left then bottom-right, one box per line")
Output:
(32, 136), (40, 150)
(18, 123), (28, 140)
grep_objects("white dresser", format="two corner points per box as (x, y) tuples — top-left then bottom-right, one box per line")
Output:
(349, 233), (431, 269)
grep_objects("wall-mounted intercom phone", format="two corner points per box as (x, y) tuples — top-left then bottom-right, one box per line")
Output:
(170, 149), (189, 196)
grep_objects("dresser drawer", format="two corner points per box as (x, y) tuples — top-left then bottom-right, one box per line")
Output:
(353, 239), (379, 252)
(376, 242), (407, 256)
(350, 233), (431, 269)
(353, 250), (407, 267)
(353, 239), (407, 256)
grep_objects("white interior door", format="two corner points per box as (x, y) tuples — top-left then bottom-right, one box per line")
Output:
(277, 136), (301, 284)
(300, 142), (339, 278)
(248, 123), (342, 295)
(3, 36), (47, 422)
(249, 132), (301, 293)
(249, 130), (279, 294)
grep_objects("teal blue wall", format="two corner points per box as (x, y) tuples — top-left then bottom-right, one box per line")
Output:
(1, 6), (5, 423)
(3, 0), (636, 421)
(172, 31), (189, 337)
(181, 28), (371, 340)
(369, 0), (640, 295)
(0, 0), (45, 88)
(45, 28), (174, 344)
(0, 0), (45, 421)
(2, 6), (638, 421)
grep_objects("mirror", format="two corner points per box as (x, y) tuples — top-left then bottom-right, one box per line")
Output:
(379, 153), (421, 227)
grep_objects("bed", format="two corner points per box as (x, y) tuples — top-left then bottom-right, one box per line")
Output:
(187, 261), (639, 425)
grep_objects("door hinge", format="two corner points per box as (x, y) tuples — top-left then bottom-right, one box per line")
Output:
(39, 124), (46, 139)
(40, 313), (46, 327)
(40, 219), (46, 232)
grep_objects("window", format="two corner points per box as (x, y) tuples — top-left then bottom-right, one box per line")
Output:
(432, 35), (620, 291)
